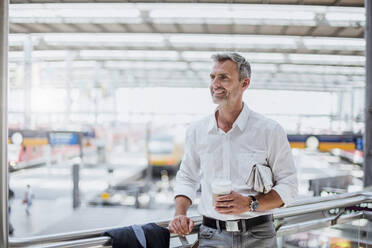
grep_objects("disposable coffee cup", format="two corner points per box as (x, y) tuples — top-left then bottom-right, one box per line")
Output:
(211, 179), (232, 206)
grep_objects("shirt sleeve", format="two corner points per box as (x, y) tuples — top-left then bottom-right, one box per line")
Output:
(268, 124), (298, 206)
(173, 126), (201, 204)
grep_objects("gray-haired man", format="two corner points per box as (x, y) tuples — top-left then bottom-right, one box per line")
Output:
(168, 53), (298, 247)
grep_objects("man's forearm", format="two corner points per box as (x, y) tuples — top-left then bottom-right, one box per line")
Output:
(255, 189), (284, 212)
(174, 195), (192, 216)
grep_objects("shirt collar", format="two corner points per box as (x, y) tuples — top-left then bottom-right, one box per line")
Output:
(207, 102), (250, 134)
(234, 102), (250, 132)
(207, 108), (218, 134)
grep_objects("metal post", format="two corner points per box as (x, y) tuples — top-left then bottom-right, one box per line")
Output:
(72, 163), (80, 209)
(0, 0), (9, 247)
(364, 0), (372, 187)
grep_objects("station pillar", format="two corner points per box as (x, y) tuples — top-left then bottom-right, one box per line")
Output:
(0, 0), (9, 247)
(364, 0), (372, 187)
(23, 36), (32, 128)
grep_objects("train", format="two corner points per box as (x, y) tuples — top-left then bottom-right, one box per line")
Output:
(146, 132), (364, 174)
(147, 134), (184, 174)
(288, 133), (363, 152)
(10, 129), (361, 173)
(7, 129), (95, 172)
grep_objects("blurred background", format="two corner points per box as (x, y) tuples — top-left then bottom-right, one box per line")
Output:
(5, 0), (369, 247)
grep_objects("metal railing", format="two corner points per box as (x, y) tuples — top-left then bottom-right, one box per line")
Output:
(8, 190), (372, 248)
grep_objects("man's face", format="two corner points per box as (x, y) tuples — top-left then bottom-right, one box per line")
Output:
(209, 60), (247, 105)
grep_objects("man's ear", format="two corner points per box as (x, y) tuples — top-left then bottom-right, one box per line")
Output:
(242, 78), (250, 89)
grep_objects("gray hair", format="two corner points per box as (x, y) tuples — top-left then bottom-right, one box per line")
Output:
(211, 53), (251, 80)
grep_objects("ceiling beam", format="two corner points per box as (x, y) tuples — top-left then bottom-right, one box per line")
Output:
(330, 27), (347, 37)
(8, 0), (364, 7)
(9, 22), (365, 39)
(12, 57), (363, 68)
(8, 44), (364, 56)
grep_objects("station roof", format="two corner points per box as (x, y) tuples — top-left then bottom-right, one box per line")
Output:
(8, 1), (366, 92)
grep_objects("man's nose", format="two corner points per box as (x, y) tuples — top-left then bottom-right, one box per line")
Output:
(211, 78), (220, 88)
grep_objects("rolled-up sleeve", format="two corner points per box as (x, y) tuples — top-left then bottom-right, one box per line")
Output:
(268, 124), (298, 206)
(173, 126), (201, 204)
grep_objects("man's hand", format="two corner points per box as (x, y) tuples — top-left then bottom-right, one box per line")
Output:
(215, 191), (251, 215)
(168, 215), (194, 236)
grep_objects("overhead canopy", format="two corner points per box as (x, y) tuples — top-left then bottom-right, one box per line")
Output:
(7, 2), (366, 92)
(9, 4), (365, 38)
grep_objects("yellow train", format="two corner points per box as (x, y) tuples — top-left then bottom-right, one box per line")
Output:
(147, 134), (184, 174)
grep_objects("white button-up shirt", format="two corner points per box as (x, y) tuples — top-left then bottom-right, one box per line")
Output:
(174, 103), (298, 221)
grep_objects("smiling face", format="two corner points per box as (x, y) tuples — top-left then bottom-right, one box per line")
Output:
(209, 59), (249, 106)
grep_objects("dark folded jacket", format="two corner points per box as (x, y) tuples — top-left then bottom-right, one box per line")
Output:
(102, 223), (170, 248)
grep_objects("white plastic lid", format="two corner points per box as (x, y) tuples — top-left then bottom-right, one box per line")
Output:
(211, 179), (232, 194)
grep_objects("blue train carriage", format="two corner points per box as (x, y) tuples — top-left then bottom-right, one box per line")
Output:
(48, 131), (82, 160)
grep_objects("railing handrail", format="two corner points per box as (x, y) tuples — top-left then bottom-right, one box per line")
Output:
(9, 190), (372, 247)
(274, 195), (367, 218)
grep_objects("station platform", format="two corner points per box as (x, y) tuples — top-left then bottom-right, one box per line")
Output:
(9, 151), (149, 237)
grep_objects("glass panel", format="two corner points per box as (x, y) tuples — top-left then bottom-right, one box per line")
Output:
(281, 220), (368, 248)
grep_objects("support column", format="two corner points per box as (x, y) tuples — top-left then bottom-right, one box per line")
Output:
(364, 0), (372, 187)
(65, 52), (74, 126)
(350, 88), (355, 131)
(23, 36), (32, 128)
(93, 63), (101, 125)
(113, 70), (120, 127)
(0, 0), (9, 247)
(337, 91), (343, 131)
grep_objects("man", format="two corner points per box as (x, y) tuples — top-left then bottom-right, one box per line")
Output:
(168, 53), (298, 247)
(23, 184), (34, 216)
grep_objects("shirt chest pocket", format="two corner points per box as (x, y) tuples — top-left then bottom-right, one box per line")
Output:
(236, 152), (268, 185)
(200, 153), (220, 182)
(200, 153), (223, 181)
(250, 151), (268, 165)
